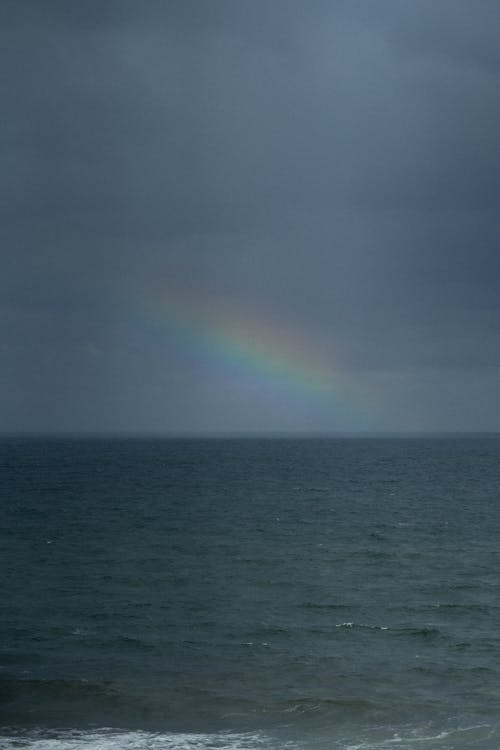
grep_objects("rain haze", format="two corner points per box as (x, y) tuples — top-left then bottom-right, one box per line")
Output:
(3, 0), (500, 435)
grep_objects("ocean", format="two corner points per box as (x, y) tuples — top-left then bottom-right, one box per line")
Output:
(2, 436), (500, 750)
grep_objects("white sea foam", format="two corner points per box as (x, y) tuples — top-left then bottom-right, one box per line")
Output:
(5, 724), (495, 750)
(0, 730), (275, 750)
(343, 722), (497, 749)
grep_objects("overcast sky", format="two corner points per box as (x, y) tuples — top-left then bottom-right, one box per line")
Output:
(3, 0), (500, 434)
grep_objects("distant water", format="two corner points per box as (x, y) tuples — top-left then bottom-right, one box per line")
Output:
(2, 436), (500, 750)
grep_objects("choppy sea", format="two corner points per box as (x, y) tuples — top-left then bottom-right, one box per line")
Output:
(2, 436), (500, 750)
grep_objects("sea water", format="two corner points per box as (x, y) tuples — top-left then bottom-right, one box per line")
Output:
(2, 436), (500, 749)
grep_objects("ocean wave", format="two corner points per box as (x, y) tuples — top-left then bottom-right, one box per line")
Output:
(342, 721), (498, 749)
(392, 626), (443, 638)
(0, 730), (277, 750)
(300, 603), (352, 610)
(0, 678), (161, 729)
(335, 622), (389, 631)
(0, 678), (122, 703)
(276, 697), (378, 716)
(2, 724), (498, 750)
(334, 622), (443, 638)
(397, 603), (492, 616)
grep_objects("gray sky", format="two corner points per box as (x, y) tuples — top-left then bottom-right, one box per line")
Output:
(3, 0), (500, 434)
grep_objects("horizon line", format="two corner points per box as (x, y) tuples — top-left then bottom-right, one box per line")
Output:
(2, 430), (500, 439)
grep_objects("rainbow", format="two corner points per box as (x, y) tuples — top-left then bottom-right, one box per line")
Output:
(138, 289), (337, 396)
(124, 285), (390, 430)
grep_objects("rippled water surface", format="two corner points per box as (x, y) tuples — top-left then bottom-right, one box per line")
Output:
(2, 436), (500, 749)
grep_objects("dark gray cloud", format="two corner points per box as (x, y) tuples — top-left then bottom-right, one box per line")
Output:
(2, 1), (500, 432)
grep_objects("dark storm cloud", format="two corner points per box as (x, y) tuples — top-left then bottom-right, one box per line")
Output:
(2, 1), (500, 431)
